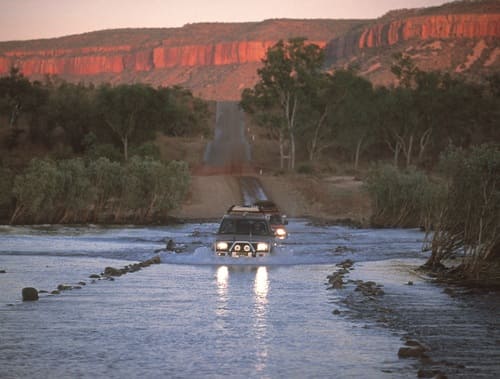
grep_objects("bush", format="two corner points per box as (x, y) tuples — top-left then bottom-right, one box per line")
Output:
(10, 156), (191, 223)
(11, 159), (60, 222)
(296, 163), (314, 175)
(426, 144), (500, 278)
(86, 143), (122, 162)
(364, 164), (443, 228)
(123, 157), (190, 219)
(0, 166), (13, 209)
(130, 142), (161, 160)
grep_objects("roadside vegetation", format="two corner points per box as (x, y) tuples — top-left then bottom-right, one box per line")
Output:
(242, 39), (500, 283)
(0, 68), (210, 223)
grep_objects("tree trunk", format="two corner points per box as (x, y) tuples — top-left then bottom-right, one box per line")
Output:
(279, 130), (285, 169)
(354, 138), (363, 171)
(406, 134), (414, 167)
(394, 141), (400, 166)
(309, 109), (328, 162)
(123, 136), (128, 161)
(417, 128), (432, 164)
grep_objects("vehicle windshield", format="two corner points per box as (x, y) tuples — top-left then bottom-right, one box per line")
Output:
(269, 214), (283, 225)
(218, 219), (269, 235)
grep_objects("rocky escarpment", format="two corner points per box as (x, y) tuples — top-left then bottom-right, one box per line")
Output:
(0, 3), (499, 100)
(328, 13), (500, 61)
(0, 19), (343, 99)
(358, 14), (499, 48)
(0, 41), (281, 76)
(326, 10), (500, 86)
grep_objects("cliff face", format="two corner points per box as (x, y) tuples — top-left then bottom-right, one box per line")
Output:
(0, 9), (499, 100)
(357, 14), (499, 49)
(327, 11), (500, 87)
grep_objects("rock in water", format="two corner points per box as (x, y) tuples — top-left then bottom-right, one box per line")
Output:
(22, 287), (39, 301)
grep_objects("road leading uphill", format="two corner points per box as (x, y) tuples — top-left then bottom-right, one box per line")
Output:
(173, 102), (270, 219)
(202, 101), (269, 202)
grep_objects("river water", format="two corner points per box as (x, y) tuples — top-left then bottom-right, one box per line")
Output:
(0, 220), (499, 378)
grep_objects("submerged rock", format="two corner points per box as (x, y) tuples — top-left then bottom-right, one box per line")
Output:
(57, 284), (73, 291)
(355, 281), (385, 297)
(22, 287), (39, 301)
(337, 259), (354, 269)
(398, 346), (427, 358)
(0, 269), (6, 274)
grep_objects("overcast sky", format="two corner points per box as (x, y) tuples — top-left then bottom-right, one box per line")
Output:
(0, 0), (451, 42)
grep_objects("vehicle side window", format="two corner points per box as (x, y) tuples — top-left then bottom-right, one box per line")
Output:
(269, 214), (282, 225)
(219, 220), (235, 234)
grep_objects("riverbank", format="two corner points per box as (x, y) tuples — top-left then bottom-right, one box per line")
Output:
(172, 173), (372, 226)
(327, 258), (500, 378)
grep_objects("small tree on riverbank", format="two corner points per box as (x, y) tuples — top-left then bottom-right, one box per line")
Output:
(424, 144), (500, 283)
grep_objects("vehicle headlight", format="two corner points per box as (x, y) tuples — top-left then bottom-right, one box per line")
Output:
(275, 228), (287, 237)
(257, 243), (269, 252)
(216, 242), (228, 250)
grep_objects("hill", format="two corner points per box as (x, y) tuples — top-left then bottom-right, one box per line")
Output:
(0, 0), (499, 99)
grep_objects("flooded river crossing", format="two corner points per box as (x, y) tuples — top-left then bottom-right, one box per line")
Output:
(1, 221), (498, 378)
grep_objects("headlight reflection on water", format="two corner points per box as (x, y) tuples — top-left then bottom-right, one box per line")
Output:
(216, 265), (229, 289)
(253, 266), (269, 373)
(253, 266), (269, 299)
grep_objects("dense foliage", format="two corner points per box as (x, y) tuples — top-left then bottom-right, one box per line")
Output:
(242, 41), (499, 281)
(0, 68), (205, 223)
(0, 68), (210, 160)
(364, 145), (500, 281)
(364, 164), (443, 229)
(242, 43), (499, 171)
(10, 157), (190, 224)
(241, 38), (325, 170)
(425, 144), (500, 281)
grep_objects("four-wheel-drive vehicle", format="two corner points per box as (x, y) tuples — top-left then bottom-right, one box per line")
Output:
(227, 201), (288, 239)
(214, 213), (276, 257)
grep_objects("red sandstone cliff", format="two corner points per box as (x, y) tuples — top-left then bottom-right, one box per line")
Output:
(357, 14), (499, 49)
(0, 3), (499, 100)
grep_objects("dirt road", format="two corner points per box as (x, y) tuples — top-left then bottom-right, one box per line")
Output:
(173, 102), (267, 219)
(174, 101), (371, 223)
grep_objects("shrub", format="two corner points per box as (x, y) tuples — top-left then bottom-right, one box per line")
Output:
(364, 164), (443, 228)
(425, 144), (500, 278)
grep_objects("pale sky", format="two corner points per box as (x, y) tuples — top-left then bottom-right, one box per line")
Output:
(0, 0), (451, 42)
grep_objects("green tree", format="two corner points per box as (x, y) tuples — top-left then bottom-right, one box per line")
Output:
(326, 69), (376, 170)
(391, 52), (419, 88)
(156, 86), (210, 137)
(0, 67), (48, 148)
(0, 67), (32, 129)
(241, 38), (325, 170)
(46, 82), (95, 152)
(96, 83), (157, 161)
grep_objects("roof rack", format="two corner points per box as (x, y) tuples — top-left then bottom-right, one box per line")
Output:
(227, 205), (261, 214)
